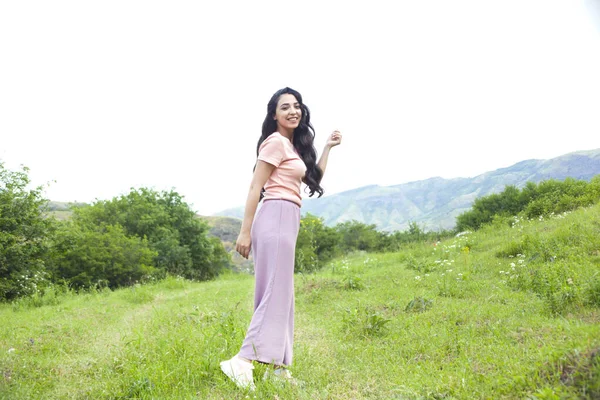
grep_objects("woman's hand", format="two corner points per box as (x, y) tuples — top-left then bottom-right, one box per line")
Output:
(326, 130), (342, 148)
(236, 231), (252, 259)
(235, 160), (275, 260)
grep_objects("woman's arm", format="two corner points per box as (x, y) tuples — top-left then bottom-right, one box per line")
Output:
(235, 160), (275, 259)
(317, 130), (342, 178)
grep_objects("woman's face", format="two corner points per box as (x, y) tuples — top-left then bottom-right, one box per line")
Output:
(274, 94), (302, 132)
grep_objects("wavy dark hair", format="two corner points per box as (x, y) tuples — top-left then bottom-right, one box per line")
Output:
(256, 87), (324, 198)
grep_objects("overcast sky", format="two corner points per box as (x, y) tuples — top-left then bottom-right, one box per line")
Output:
(1, 1), (599, 215)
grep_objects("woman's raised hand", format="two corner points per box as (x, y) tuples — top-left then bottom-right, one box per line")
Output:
(326, 130), (342, 148)
(236, 231), (252, 259)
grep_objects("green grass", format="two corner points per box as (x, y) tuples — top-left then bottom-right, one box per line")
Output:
(2, 205), (600, 399)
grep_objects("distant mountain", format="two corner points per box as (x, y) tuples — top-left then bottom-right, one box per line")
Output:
(215, 148), (600, 231)
(47, 201), (87, 211)
(200, 215), (242, 243)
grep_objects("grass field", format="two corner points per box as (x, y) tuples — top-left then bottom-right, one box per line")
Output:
(2, 204), (600, 399)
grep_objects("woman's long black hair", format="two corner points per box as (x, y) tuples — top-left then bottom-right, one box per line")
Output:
(256, 87), (324, 198)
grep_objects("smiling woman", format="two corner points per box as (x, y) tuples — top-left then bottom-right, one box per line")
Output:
(219, 87), (342, 389)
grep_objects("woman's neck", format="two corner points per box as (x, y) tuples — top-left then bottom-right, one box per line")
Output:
(278, 128), (294, 143)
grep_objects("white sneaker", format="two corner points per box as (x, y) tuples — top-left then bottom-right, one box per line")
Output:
(220, 356), (255, 390)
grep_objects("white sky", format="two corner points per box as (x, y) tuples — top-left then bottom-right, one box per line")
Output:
(1, 0), (599, 215)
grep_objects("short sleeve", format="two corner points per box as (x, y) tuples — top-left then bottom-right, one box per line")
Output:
(257, 134), (284, 167)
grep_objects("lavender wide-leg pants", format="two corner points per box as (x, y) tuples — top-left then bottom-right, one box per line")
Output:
(238, 199), (300, 366)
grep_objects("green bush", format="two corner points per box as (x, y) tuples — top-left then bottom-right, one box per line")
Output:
(457, 176), (600, 231)
(336, 220), (382, 252)
(340, 273), (365, 291)
(0, 163), (54, 300)
(293, 216), (452, 274)
(341, 302), (390, 337)
(70, 188), (230, 281)
(48, 222), (157, 289)
(404, 296), (433, 313)
(295, 213), (341, 273)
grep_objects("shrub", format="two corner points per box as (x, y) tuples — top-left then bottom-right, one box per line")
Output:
(295, 213), (341, 273)
(456, 176), (600, 231)
(70, 188), (230, 281)
(0, 163), (54, 300)
(341, 302), (390, 337)
(404, 296), (433, 313)
(48, 222), (157, 289)
(340, 274), (365, 291)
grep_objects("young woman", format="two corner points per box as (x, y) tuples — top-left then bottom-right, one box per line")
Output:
(220, 87), (342, 389)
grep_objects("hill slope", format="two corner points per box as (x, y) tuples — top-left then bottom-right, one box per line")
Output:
(2, 202), (599, 398)
(216, 148), (600, 231)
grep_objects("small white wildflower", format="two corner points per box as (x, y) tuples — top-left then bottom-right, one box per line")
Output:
(510, 263), (516, 267)
(8, 348), (15, 353)
(446, 269), (453, 273)
(415, 276), (421, 280)
(518, 260), (524, 264)
(567, 278), (573, 285)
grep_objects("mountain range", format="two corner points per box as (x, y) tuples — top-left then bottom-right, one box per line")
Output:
(215, 148), (600, 231)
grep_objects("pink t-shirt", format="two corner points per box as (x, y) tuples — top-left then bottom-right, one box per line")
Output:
(257, 132), (307, 207)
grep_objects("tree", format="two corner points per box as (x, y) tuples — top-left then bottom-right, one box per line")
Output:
(335, 220), (382, 252)
(456, 185), (527, 231)
(456, 176), (600, 231)
(0, 163), (54, 300)
(70, 188), (230, 280)
(48, 222), (157, 289)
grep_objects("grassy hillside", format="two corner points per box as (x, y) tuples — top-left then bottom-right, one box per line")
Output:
(2, 203), (599, 399)
(201, 215), (241, 243)
(46, 201), (84, 221)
